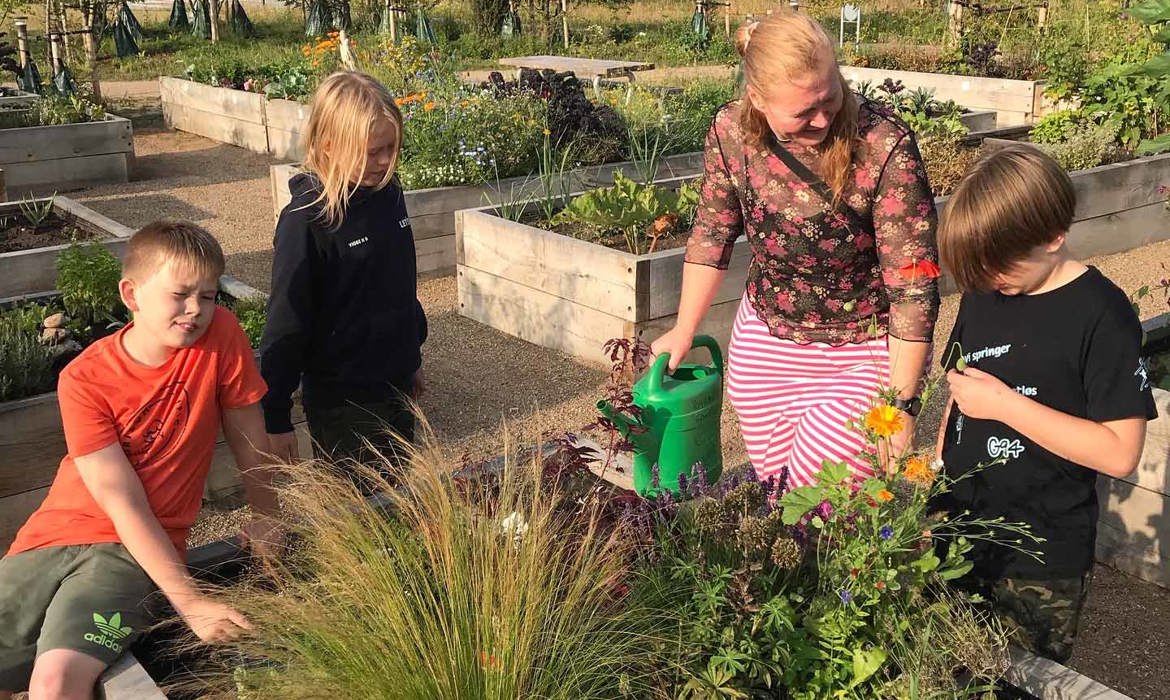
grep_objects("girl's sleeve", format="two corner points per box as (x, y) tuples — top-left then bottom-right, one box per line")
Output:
(259, 209), (315, 434)
(873, 131), (941, 343)
(684, 114), (743, 270)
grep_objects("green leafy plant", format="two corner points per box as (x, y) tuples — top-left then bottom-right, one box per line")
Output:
(1030, 109), (1088, 145)
(18, 194), (55, 229)
(0, 308), (55, 402)
(1125, 0), (1170, 153)
(552, 173), (698, 254)
(1034, 122), (1123, 172)
(56, 241), (123, 329)
(228, 294), (267, 349)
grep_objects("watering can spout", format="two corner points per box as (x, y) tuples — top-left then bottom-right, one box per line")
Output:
(596, 399), (637, 439)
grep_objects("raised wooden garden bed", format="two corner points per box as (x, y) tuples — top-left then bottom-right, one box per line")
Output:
(0, 274), (309, 552)
(160, 77), (314, 160)
(271, 151), (705, 277)
(0, 113), (134, 194)
(841, 65), (1058, 126)
(458, 152), (1170, 364)
(1096, 311), (1170, 591)
(0, 195), (134, 300)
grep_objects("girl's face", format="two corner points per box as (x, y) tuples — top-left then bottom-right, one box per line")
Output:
(354, 117), (397, 187)
(748, 58), (843, 148)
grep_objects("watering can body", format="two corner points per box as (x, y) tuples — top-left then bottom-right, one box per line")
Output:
(597, 335), (724, 497)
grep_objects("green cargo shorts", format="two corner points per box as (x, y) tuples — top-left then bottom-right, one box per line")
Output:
(0, 543), (159, 692)
(965, 570), (1093, 664)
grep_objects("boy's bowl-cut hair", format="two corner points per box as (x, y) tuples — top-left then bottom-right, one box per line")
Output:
(939, 143), (1076, 293)
(123, 220), (226, 283)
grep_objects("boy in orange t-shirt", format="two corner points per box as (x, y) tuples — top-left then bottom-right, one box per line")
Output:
(0, 221), (281, 698)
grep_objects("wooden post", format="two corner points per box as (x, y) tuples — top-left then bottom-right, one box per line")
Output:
(57, 0), (71, 64)
(209, 0), (219, 43)
(788, 0), (799, 11)
(947, 0), (964, 47)
(388, 4), (397, 41)
(724, 1), (731, 37)
(14, 17), (28, 69)
(561, 0), (569, 48)
(1037, 3), (1048, 32)
(0, 169), (8, 203)
(80, 1), (101, 101)
(48, 32), (61, 75)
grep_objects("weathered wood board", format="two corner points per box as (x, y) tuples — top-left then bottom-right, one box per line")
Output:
(0, 114), (134, 192)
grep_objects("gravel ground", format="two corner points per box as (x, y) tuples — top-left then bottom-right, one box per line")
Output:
(67, 119), (1170, 695)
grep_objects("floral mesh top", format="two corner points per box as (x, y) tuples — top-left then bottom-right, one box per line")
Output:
(685, 98), (940, 345)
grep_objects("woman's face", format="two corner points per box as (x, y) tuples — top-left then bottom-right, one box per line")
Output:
(748, 58), (843, 147)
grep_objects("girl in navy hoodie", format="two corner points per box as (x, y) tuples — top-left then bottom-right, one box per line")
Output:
(261, 71), (426, 488)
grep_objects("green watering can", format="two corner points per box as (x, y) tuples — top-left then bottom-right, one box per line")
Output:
(596, 335), (724, 497)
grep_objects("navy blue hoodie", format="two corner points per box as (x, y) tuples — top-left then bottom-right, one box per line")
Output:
(260, 172), (427, 434)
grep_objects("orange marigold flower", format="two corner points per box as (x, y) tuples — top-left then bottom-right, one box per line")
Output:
(864, 405), (904, 438)
(876, 489), (894, 503)
(904, 455), (934, 486)
(423, 101), (436, 111)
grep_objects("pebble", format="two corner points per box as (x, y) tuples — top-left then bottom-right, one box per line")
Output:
(42, 312), (66, 329)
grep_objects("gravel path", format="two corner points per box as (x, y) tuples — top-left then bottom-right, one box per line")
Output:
(71, 124), (1170, 697)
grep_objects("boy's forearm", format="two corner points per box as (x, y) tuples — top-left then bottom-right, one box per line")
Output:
(996, 393), (1145, 478)
(223, 404), (281, 517)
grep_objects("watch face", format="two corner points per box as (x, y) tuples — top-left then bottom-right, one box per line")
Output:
(907, 397), (922, 416)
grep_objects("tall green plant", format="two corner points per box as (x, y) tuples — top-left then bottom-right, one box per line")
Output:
(0, 311), (55, 402)
(1127, 0), (1170, 153)
(56, 241), (123, 328)
(214, 434), (667, 699)
(552, 173), (698, 254)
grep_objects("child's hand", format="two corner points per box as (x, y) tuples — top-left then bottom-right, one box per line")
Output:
(946, 367), (1016, 420)
(411, 367), (426, 400)
(267, 431), (299, 462)
(175, 595), (252, 644)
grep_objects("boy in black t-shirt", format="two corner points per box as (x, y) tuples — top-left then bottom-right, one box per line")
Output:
(934, 144), (1157, 663)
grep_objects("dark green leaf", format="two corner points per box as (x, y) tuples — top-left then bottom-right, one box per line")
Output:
(1138, 133), (1170, 154)
(1128, 0), (1170, 24)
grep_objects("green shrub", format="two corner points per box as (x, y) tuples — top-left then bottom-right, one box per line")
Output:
(229, 295), (267, 349)
(56, 242), (123, 328)
(0, 94), (106, 130)
(1035, 123), (1123, 172)
(1030, 109), (1087, 145)
(0, 310), (55, 402)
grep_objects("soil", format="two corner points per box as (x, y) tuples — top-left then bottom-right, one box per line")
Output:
(52, 85), (1170, 696)
(0, 216), (94, 254)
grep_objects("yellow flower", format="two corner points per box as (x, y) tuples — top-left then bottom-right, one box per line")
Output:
(542, 128), (551, 136)
(864, 405), (904, 438)
(876, 489), (894, 503)
(423, 101), (436, 112)
(903, 455), (934, 486)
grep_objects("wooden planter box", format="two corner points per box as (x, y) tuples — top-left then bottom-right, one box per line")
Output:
(271, 151), (706, 277)
(841, 65), (1057, 126)
(957, 108), (997, 132)
(459, 152), (1170, 364)
(0, 274), (308, 551)
(1096, 311), (1170, 590)
(0, 196), (134, 301)
(0, 114), (134, 194)
(0, 89), (39, 109)
(160, 76), (268, 154)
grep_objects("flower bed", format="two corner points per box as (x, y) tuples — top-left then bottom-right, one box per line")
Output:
(0, 196), (134, 300)
(459, 151), (1170, 363)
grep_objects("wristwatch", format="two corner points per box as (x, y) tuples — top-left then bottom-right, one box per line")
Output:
(891, 396), (923, 417)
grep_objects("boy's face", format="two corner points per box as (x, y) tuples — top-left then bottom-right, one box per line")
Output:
(991, 236), (1066, 296)
(120, 260), (219, 349)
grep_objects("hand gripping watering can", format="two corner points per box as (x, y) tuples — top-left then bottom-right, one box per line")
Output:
(596, 335), (724, 497)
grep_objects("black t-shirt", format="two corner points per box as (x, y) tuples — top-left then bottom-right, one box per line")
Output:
(935, 266), (1157, 580)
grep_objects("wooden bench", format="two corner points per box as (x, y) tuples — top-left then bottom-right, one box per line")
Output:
(499, 55), (654, 102)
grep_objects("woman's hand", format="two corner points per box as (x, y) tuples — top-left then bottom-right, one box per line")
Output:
(651, 325), (696, 372)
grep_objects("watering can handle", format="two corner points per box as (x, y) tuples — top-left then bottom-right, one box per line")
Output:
(647, 335), (724, 394)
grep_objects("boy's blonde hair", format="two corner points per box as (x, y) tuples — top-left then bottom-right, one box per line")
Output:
(939, 143), (1076, 292)
(123, 220), (225, 283)
(302, 71), (404, 230)
(735, 8), (858, 201)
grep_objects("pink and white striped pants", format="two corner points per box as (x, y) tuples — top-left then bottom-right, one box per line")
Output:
(727, 294), (890, 489)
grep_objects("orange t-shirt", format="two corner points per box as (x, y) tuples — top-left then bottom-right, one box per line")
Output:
(8, 306), (267, 557)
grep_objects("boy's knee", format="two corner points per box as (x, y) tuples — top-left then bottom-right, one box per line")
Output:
(28, 649), (107, 700)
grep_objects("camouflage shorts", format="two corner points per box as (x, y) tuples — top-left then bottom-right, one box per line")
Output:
(970, 570), (1093, 664)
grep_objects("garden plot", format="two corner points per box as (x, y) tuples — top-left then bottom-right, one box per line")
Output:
(0, 113), (135, 193)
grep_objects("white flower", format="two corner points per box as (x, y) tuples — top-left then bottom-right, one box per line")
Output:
(931, 458), (944, 472)
(500, 511), (529, 549)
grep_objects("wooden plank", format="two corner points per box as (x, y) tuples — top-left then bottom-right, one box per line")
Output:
(0, 239), (127, 299)
(159, 76), (266, 123)
(98, 652), (167, 700)
(1003, 646), (1133, 700)
(1, 153), (129, 192)
(643, 244), (752, 320)
(457, 264), (628, 365)
(633, 297), (740, 359)
(270, 163), (299, 219)
(958, 109), (996, 132)
(204, 422), (311, 506)
(416, 233), (454, 276)
(0, 116), (133, 163)
(0, 486), (49, 552)
(1097, 475), (1170, 558)
(1066, 200), (1170, 260)
(0, 392), (65, 498)
(162, 102), (268, 154)
(498, 55), (653, 77)
(1072, 152), (1170, 221)
(458, 209), (639, 319)
(264, 98), (310, 161)
(840, 66), (1039, 118)
(54, 196), (136, 239)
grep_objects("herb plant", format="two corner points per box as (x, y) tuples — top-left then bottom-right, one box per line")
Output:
(56, 241), (124, 329)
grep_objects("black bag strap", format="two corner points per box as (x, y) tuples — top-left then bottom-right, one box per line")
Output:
(762, 133), (871, 233)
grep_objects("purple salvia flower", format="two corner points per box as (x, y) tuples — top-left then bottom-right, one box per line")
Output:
(839, 589), (853, 604)
(678, 472), (688, 494)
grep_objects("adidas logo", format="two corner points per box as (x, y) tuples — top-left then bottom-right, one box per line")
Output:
(84, 612), (132, 653)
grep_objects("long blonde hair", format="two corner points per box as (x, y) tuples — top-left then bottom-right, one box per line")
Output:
(735, 8), (858, 200)
(302, 71), (404, 230)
